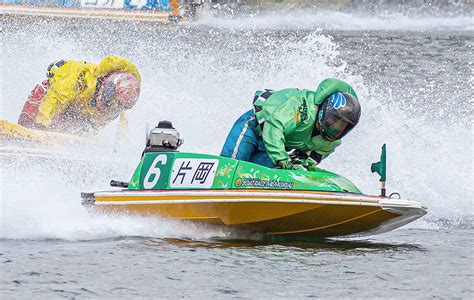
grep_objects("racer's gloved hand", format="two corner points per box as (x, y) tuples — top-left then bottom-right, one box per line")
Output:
(287, 150), (319, 165)
(304, 156), (318, 167)
(293, 163), (307, 171)
(306, 164), (319, 172)
(286, 149), (319, 169)
(276, 160), (291, 169)
(277, 160), (306, 171)
(288, 149), (308, 161)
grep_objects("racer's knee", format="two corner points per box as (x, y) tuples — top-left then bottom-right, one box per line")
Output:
(220, 110), (258, 161)
(250, 151), (275, 168)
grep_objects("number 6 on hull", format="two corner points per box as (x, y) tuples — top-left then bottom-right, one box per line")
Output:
(143, 154), (167, 189)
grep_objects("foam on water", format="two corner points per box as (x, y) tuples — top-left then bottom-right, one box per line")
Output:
(194, 11), (474, 32)
(1, 15), (472, 241)
(0, 149), (230, 240)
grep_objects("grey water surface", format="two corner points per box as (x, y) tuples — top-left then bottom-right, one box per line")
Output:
(1, 230), (473, 298)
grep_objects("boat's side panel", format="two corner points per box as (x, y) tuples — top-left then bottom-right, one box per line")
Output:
(128, 152), (239, 190)
(263, 206), (398, 237)
(0, 119), (89, 146)
(90, 201), (322, 225)
(127, 152), (362, 193)
(83, 190), (426, 237)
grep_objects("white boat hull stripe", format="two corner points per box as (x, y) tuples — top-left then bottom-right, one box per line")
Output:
(90, 197), (426, 211)
(92, 190), (421, 205)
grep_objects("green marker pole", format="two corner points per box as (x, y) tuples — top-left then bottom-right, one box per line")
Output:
(371, 144), (387, 197)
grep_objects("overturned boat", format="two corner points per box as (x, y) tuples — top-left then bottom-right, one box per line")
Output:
(81, 121), (427, 238)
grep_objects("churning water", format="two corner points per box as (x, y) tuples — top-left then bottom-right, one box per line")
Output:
(1, 3), (473, 298)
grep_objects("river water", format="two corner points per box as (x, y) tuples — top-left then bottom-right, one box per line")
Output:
(1, 3), (473, 298)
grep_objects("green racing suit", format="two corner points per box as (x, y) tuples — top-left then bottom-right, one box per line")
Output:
(253, 78), (358, 164)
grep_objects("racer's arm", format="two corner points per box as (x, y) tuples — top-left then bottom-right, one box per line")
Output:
(262, 94), (305, 164)
(35, 76), (79, 128)
(308, 135), (341, 164)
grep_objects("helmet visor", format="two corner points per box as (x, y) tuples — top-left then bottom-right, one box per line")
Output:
(101, 80), (118, 108)
(319, 109), (356, 141)
(96, 73), (140, 112)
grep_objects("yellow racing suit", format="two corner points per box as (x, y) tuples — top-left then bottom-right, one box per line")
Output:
(35, 56), (141, 133)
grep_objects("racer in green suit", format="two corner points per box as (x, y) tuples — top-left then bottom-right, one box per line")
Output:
(220, 78), (361, 170)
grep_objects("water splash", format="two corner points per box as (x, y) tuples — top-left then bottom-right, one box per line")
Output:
(194, 10), (474, 32)
(1, 16), (472, 241)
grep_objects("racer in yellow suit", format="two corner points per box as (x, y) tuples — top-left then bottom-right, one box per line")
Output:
(18, 56), (141, 135)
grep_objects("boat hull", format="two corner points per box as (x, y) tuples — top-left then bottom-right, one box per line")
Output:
(81, 189), (427, 237)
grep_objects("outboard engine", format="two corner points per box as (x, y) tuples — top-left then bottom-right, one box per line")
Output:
(144, 120), (184, 153)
